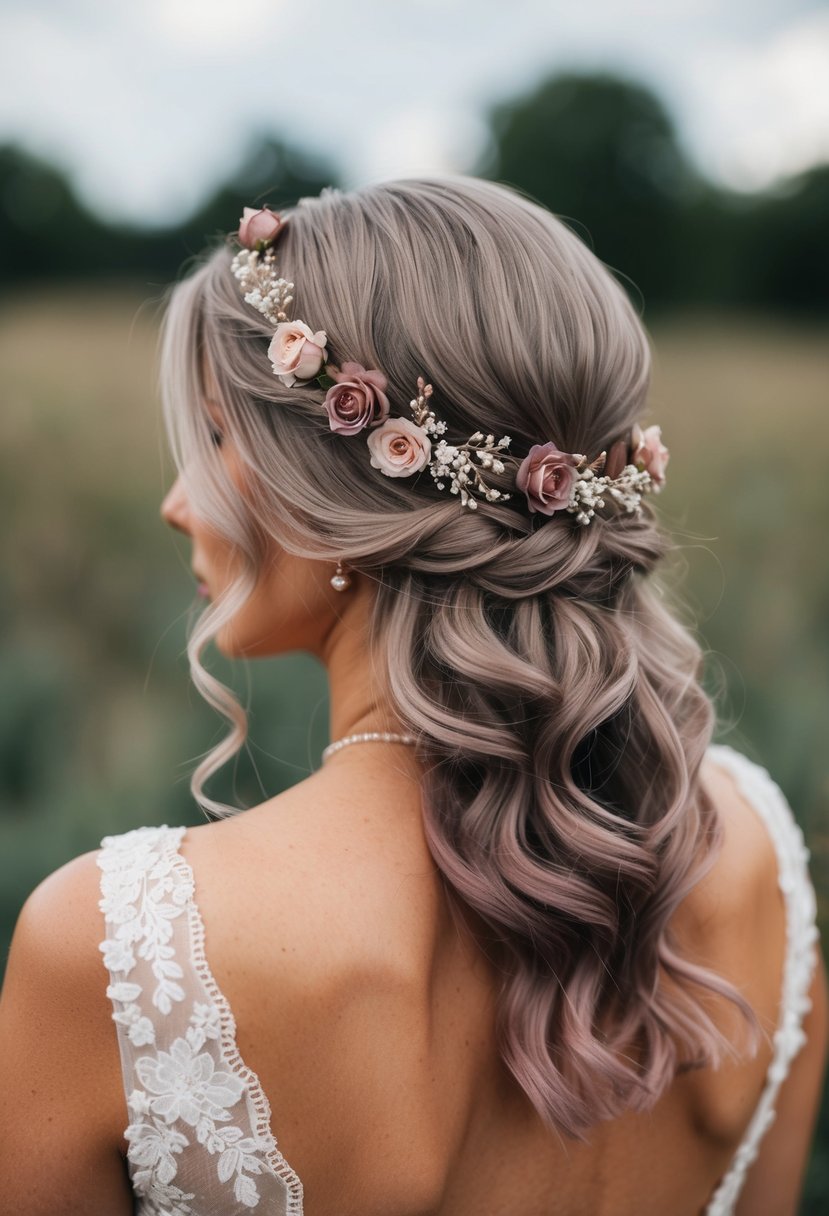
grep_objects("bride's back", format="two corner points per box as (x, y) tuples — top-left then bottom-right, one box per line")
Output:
(96, 745), (819, 1216)
(136, 174), (826, 1215)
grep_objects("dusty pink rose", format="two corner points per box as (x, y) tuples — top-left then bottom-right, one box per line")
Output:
(631, 424), (669, 487)
(267, 320), (328, 387)
(515, 442), (580, 514)
(322, 362), (390, 434)
(237, 206), (285, 249)
(366, 416), (431, 478)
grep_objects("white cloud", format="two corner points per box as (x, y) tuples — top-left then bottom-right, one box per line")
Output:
(0, 6), (274, 221)
(143, 0), (281, 55)
(685, 10), (829, 189)
(0, 1), (825, 225)
(344, 107), (492, 189)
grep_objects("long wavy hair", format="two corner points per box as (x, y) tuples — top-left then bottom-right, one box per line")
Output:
(158, 174), (761, 1142)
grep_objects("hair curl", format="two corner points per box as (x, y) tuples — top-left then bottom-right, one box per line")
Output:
(158, 174), (761, 1142)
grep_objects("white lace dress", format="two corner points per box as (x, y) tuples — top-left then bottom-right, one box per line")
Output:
(97, 825), (304, 1214)
(97, 743), (821, 1215)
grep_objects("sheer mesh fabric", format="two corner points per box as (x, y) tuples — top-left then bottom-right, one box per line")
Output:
(97, 743), (820, 1215)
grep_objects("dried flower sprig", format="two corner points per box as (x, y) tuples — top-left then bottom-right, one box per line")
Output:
(230, 245), (294, 328)
(402, 377), (511, 510)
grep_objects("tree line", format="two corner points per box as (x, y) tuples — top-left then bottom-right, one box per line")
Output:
(1, 72), (826, 315)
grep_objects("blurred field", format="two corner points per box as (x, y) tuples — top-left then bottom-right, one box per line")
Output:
(2, 286), (829, 1199)
(0, 284), (332, 922)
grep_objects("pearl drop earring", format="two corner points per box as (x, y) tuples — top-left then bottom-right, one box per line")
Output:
(330, 559), (351, 592)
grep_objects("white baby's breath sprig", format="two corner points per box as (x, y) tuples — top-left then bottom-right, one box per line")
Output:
(566, 463), (655, 526)
(230, 246), (294, 327)
(408, 377), (512, 510)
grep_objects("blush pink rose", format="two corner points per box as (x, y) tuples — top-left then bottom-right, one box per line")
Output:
(366, 416), (431, 477)
(631, 424), (670, 487)
(267, 320), (328, 387)
(515, 442), (579, 514)
(322, 362), (391, 434)
(238, 206), (285, 249)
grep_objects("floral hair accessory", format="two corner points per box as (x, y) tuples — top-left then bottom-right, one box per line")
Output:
(514, 432), (667, 526)
(229, 205), (668, 522)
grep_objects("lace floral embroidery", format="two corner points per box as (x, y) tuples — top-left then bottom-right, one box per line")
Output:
(97, 825), (304, 1214)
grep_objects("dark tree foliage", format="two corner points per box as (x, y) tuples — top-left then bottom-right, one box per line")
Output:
(474, 70), (827, 315)
(0, 72), (826, 313)
(477, 72), (701, 308)
(0, 134), (340, 288)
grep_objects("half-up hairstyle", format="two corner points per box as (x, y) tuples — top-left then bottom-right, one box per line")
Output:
(158, 174), (761, 1142)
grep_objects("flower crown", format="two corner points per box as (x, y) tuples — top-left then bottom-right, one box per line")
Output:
(230, 205), (669, 523)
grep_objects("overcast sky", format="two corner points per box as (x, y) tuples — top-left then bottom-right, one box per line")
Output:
(1, 0), (827, 228)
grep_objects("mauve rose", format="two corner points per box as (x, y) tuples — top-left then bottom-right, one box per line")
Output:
(632, 424), (670, 487)
(367, 417), (431, 477)
(267, 320), (328, 387)
(238, 206), (285, 249)
(322, 362), (391, 434)
(515, 442), (579, 514)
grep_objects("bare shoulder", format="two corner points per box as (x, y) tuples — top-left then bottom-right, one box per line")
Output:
(688, 750), (828, 1211)
(4, 847), (113, 1009)
(178, 766), (444, 989)
(0, 849), (135, 1212)
(685, 751), (784, 930)
(693, 749), (790, 985)
(3, 848), (126, 1094)
(673, 751), (794, 1139)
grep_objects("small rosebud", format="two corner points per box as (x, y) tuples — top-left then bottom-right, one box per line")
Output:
(238, 206), (286, 249)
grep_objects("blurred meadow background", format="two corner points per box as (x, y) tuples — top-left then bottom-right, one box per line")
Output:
(1, 0), (828, 1205)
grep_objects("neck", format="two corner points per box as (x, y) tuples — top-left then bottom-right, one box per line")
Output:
(319, 734), (424, 787)
(318, 584), (409, 743)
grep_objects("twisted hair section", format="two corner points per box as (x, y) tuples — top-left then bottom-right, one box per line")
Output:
(368, 512), (761, 1138)
(158, 174), (761, 1137)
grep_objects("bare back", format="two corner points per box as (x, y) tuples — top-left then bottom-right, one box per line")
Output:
(98, 747), (821, 1215)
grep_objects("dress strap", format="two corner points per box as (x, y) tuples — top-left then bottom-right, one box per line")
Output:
(97, 823), (304, 1215)
(703, 744), (821, 1213)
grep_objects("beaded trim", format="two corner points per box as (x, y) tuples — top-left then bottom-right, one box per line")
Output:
(321, 730), (418, 764)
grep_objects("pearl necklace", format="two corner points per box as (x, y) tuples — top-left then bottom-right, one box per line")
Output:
(321, 730), (418, 764)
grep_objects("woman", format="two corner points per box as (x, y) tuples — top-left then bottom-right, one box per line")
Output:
(0, 175), (825, 1215)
